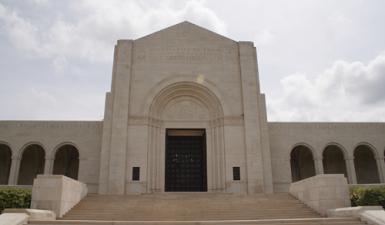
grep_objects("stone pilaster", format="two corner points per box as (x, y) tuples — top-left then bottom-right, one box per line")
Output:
(98, 92), (113, 194)
(107, 40), (133, 195)
(259, 94), (273, 193)
(238, 42), (266, 193)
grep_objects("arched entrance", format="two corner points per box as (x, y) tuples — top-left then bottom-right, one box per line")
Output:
(53, 144), (79, 180)
(323, 145), (347, 177)
(354, 145), (380, 184)
(290, 145), (316, 182)
(17, 144), (45, 185)
(147, 82), (225, 192)
(0, 144), (12, 184)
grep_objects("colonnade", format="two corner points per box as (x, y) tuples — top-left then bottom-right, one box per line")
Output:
(290, 144), (385, 184)
(0, 143), (79, 185)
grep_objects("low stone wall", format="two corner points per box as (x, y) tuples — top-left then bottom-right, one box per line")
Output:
(289, 174), (350, 216)
(327, 206), (383, 218)
(0, 185), (32, 189)
(349, 183), (385, 189)
(360, 209), (385, 225)
(3, 209), (56, 221)
(0, 213), (28, 225)
(31, 175), (87, 217)
(327, 206), (385, 225)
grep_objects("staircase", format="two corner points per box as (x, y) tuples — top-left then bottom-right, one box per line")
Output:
(28, 193), (367, 225)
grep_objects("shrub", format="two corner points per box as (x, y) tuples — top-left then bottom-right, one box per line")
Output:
(0, 188), (31, 213)
(350, 186), (385, 208)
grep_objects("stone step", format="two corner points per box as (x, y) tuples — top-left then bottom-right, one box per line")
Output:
(61, 215), (320, 220)
(60, 193), (324, 221)
(29, 218), (367, 225)
(70, 205), (310, 210)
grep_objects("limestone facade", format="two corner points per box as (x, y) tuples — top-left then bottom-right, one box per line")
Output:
(0, 22), (384, 194)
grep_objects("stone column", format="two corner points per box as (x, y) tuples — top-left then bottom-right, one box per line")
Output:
(375, 157), (385, 183)
(8, 156), (20, 185)
(44, 157), (54, 174)
(346, 158), (357, 184)
(314, 157), (324, 175)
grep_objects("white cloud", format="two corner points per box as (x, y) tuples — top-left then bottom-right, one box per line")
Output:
(0, 0), (226, 63)
(30, 0), (48, 5)
(52, 56), (69, 75)
(268, 53), (385, 122)
(0, 87), (105, 120)
(0, 4), (41, 54)
(0, 88), (57, 119)
(254, 29), (275, 46)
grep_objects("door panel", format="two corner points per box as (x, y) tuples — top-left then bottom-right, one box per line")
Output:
(165, 129), (207, 192)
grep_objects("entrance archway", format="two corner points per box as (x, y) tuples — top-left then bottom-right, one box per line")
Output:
(17, 144), (45, 185)
(323, 145), (347, 177)
(290, 145), (316, 182)
(53, 144), (79, 180)
(0, 144), (11, 184)
(354, 145), (380, 184)
(147, 82), (225, 192)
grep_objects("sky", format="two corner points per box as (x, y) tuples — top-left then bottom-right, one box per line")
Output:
(0, 0), (385, 121)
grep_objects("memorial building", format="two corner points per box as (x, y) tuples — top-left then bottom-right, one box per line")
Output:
(0, 21), (384, 195)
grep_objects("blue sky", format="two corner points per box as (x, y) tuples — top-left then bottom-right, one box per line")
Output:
(1, 0), (385, 121)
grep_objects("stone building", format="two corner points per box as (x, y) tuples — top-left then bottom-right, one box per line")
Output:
(0, 22), (384, 194)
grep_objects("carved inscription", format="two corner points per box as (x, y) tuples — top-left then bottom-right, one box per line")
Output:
(134, 47), (233, 64)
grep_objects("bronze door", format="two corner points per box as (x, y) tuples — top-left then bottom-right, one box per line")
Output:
(165, 129), (207, 192)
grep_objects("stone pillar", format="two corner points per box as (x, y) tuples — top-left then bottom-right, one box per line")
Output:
(375, 157), (385, 183)
(98, 40), (133, 195)
(44, 157), (54, 174)
(314, 157), (324, 175)
(238, 42), (269, 193)
(259, 94), (273, 193)
(8, 156), (20, 185)
(346, 158), (357, 184)
(98, 92), (113, 194)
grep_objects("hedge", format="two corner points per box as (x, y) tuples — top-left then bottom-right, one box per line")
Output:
(350, 186), (385, 208)
(0, 188), (31, 213)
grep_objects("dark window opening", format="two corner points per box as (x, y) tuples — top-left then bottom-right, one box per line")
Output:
(132, 167), (140, 181)
(233, 167), (240, 180)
